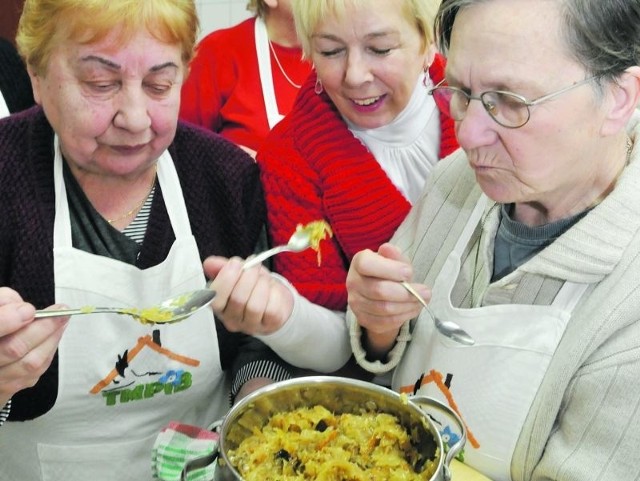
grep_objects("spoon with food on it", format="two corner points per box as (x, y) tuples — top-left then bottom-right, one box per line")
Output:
(34, 288), (216, 325)
(33, 220), (333, 325)
(242, 219), (333, 269)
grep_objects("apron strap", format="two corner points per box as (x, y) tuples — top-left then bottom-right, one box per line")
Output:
(255, 17), (284, 129)
(0, 89), (9, 119)
(53, 136), (193, 248)
(53, 135), (73, 247)
(451, 194), (489, 255)
(155, 150), (193, 238)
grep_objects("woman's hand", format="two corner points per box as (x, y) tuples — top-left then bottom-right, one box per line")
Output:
(204, 256), (294, 336)
(347, 243), (429, 356)
(0, 288), (68, 407)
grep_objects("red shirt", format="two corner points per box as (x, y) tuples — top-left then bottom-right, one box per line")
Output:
(180, 17), (312, 153)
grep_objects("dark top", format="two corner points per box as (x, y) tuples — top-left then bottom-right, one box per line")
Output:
(0, 37), (34, 114)
(493, 203), (590, 280)
(0, 106), (290, 420)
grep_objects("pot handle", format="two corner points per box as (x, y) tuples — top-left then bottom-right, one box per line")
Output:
(179, 419), (224, 481)
(410, 395), (467, 481)
(180, 451), (219, 481)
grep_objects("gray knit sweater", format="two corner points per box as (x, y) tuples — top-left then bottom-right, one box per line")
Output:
(350, 113), (640, 481)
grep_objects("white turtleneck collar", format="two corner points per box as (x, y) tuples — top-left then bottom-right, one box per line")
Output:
(346, 75), (440, 204)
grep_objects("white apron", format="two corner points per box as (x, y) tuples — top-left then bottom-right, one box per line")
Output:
(394, 195), (589, 481)
(0, 138), (228, 481)
(255, 16), (285, 129)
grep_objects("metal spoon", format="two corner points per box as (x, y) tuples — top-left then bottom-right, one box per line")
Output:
(34, 288), (216, 325)
(401, 281), (475, 346)
(243, 228), (313, 270)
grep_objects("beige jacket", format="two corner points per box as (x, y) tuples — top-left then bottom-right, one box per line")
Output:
(349, 114), (640, 481)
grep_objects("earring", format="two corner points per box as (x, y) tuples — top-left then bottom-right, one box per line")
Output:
(422, 65), (430, 88)
(314, 78), (323, 95)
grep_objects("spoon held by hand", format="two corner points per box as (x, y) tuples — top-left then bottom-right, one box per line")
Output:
(34, 288), (216, 325)
(242, 220), (332, 270)
(401, 281), (475, 346)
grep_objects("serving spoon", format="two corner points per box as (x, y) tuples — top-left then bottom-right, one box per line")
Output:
(401, 281), (475, 346)
(34, 288), (216, 325)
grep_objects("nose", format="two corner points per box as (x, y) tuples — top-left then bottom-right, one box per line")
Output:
(454, 100), (499, 150)
(112, 86), (152, 133)
(344, 51), (373, 87)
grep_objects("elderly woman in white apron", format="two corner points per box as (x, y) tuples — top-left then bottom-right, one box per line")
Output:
(0, 1), (293, 480)
(345, 0), (640, 480)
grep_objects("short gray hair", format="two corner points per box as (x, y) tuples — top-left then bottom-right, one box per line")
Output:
(434, 0), (640, 84)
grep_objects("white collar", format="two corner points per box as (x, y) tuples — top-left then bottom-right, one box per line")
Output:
(345, 76), (441, 204)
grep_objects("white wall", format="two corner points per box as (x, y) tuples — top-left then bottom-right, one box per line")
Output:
(195, 0), (253, 38)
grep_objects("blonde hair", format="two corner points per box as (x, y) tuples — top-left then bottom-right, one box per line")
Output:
(246, 0), (267, 17)
(292, 0), (439, 57)
(16, 0), (199, 75)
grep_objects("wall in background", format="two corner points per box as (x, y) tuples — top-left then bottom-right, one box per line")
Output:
(195, 0), (253, 38)
(1, 1), (248, 46)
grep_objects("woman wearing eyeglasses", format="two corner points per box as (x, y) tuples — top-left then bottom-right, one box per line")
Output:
(346, 0), (640, 480)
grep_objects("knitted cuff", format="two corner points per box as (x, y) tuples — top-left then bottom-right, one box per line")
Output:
(348, 312), (411, 374)
(0, 399), (11, 427)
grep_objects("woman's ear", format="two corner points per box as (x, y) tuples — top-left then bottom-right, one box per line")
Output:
(27, 65), (42, 106)
(423, 43), (437, 71)
(600, 66), (640, 136)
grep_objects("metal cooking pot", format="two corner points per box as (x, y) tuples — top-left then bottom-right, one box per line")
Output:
(182, 376), (466, 481)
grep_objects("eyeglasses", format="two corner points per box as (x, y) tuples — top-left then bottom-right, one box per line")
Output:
(428, 76), (599, 128)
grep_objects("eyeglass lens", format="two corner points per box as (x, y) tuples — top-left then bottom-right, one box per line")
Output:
(432, 88), (530, 128)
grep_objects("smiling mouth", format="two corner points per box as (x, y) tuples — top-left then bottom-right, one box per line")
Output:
(352, 96), (383, 106)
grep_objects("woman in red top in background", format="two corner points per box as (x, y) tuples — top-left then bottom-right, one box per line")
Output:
(255, 0), (458, 311)
(179, 0), (311, 157)
(200, 0), (459, 384)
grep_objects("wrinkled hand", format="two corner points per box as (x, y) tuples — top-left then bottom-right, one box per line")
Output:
(347, 243), (430, 355)
(0, 287), (68, 407)
(204, 256), (294, 336)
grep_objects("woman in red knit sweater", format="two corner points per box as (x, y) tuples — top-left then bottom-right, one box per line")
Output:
(203, 0), (458, 379)
(256, 0), (458, 311)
